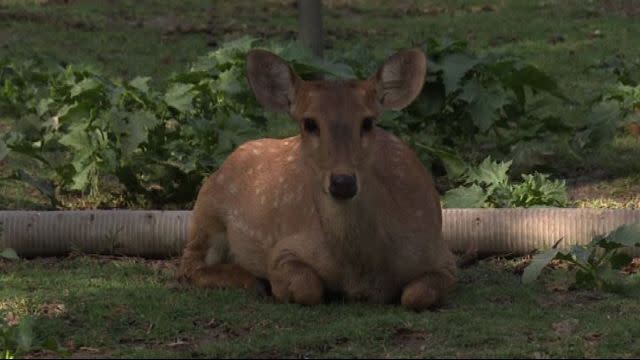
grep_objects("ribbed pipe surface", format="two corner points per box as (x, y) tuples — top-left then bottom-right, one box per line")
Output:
(1, 208), (639, 257)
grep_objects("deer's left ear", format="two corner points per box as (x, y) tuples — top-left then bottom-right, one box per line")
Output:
(370, 48), (427, 111)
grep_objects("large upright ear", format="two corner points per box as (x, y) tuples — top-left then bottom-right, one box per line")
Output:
(370, 48), (427, 110)
(246, 49), (299, 113)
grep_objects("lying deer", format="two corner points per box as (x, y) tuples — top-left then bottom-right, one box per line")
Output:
(177, 48), (457, 311)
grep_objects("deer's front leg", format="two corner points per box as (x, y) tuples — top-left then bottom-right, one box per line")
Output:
(401, 269), (456, 311)
(268, 248), (325, 306)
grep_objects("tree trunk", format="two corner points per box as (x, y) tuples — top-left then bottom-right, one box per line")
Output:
(298, 0), (324, 59)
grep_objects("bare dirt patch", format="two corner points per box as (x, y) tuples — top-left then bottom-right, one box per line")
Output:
(392, 327), (431, 352)
(568, 177), (640, 208)
(0, 9), (98, 31)
(600, 0), (640, 17)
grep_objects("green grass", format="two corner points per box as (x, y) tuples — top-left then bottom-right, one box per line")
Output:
(2, 3), (640, 358)
(1, 0), (640, 210)
(2, 1), (639, 97)
(1, 256), (640, 358)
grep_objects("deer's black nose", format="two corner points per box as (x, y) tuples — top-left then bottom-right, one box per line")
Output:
(329, 174), (358, 200)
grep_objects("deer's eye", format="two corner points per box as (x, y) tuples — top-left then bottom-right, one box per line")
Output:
(303, 118), (319, 135)
(361, 117), (374, 134)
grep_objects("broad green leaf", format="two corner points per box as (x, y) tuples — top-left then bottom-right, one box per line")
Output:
(510, 173), (568, 208)
(216, 67), (244, 95)
(55, 102), (93, 123)
(609, 252), (633, 270)
(466, 84), (511, 132)
(36, 98), (54, 117)
(569, 244), (590, 264)
(509, 140), (557, 174)
(420, 144), (467, 180)
(211, 36), (256, 64)
(606, 222), (640, 247)
(129, 76), (151, 94)
(440, 53), (479, 95)
(598, 239), (624, 251)
(190, 55), (219, 73)
(522, 248), (559, 284)
(512, 64), (567, 101)
(120, 111), (160, 155)
(414, 84), (445, 116)
(0, 248), (19, 261)
(16, 318), (33, 352)
(70, 78), (101, 98)
(71, 162), (96, 191)
(164, 83), (196, 112)
(59, 123), (90, 150)
(55, 103), (76, 120)
(443, 184), (487, 208)
(466, 156), (511, 190)
(554, 251), (576, 262)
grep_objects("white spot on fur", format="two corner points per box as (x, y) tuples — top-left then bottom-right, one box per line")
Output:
(286, 155), (294, 162)
(416, 210), (423, 217)
(229, 213), (255, 238)
(216, 174), (224, 184)
(257, 164), (264, 170)
(252, 149), (261, 155)
(229, 184), (238, 194)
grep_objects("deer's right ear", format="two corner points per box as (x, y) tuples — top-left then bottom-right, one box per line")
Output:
(246, 50), (298, 113)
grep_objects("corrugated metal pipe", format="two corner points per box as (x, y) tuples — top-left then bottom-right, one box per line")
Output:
(1, 209), (639, 258)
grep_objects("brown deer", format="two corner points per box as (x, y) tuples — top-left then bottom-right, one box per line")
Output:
(177, 48), (457, 311)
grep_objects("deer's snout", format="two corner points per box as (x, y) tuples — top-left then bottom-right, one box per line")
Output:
(329, 174), (358, 200)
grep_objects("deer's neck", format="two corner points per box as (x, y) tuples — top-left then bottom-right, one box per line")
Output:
(312, 182), (389, 266)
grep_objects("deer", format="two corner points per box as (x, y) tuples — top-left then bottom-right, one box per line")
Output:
(177, 47), (457, 311)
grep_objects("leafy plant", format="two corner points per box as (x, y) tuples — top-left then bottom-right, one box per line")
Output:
(0, 36), (606, 209)
(0, 250), (18, 262)
(601, 83), (640, 131)
(522, 223), (640, 291)
(442, 156), (567, 208)
(0, 316), (64, 359)
(366, 38), (583, 175)
(1, 317), (32, 359)
(0, 224), (19, 261)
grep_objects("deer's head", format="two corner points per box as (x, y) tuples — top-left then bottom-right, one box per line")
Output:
(246, 48), (426, 201)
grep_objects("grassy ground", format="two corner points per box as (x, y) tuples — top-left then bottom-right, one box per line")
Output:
(1, 255), (640, 358)
(1, 0), (640, 209)
(2, 3), (640, 357)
